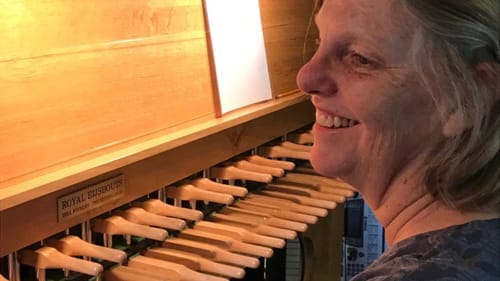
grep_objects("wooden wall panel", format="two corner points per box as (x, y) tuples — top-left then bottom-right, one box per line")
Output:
(0, 0), (215, 184)
(260, 0), (320, 97)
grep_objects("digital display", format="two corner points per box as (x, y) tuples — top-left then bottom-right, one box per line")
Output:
(345, 198), (364, 247)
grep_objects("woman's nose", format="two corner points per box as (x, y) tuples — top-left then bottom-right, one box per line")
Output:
(296, 54), (337, 96)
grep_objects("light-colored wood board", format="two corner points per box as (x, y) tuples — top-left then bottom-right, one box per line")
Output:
(0, 35), (214, 184)
(0, 0), (214, 184)
(0, 0), (205, 58)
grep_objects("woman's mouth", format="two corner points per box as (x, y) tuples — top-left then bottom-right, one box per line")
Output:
(315, 110), (359, 128)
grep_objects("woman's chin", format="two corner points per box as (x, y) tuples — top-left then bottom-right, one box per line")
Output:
(310, 147), (356, 181)
(309, 161), (333, 178)
(310, 154), (341, 178)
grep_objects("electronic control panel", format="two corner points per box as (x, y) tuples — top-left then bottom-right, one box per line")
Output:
(342, 196), (385, 280)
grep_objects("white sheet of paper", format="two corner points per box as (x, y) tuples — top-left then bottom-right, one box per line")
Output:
(205, 0), (273, 115)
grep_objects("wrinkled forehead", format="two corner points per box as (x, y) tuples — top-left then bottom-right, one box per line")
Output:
(317, 0), (410, 33)
(317, 0), (404, 24)
(316, 0), (416, 61)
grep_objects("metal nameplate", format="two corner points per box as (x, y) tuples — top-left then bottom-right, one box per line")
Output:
(57, 174), (125, 222)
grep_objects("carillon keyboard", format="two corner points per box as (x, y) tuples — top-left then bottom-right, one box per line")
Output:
(0, 131), (356, 281)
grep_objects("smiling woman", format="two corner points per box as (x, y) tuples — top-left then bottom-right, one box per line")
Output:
(297, 0), (499, 280)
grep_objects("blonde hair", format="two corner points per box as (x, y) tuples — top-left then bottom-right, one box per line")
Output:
(401, 0), (499, 212)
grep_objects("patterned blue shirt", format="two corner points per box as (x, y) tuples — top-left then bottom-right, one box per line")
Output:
(351, 218), (500, 281)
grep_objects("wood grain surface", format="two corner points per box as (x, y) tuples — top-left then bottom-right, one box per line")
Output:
(0, 0), (214, 184)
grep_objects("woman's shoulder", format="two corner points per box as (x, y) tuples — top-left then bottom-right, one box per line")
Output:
(350, 218), (500, 281)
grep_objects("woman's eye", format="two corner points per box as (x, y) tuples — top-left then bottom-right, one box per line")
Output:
(344, 51), (378, 73)
(353, 54), (370, 65)
(350, 53), (371, 66)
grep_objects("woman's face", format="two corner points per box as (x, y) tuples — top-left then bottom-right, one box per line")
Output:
(297, 0), (444, 194)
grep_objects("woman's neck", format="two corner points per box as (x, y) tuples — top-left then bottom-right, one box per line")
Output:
(352, 152), (498, 246)
(370, 181), (498, 246)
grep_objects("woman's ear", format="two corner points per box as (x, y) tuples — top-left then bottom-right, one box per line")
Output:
(442, 60), (499, 138)
(473, 45), (499, 96)
(442, 111), (470, 137)
(475, 61), (500, 100)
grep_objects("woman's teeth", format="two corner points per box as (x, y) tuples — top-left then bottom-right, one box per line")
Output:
(316, 111), (358, 128)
